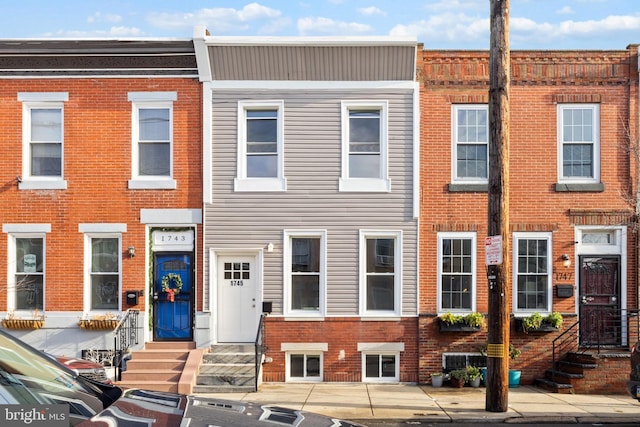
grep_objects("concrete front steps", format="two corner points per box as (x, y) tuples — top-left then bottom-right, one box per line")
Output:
(192, 344), (257, 393)
(116, 341), (207, 394)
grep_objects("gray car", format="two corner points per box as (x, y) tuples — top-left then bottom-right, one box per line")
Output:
(0, 329), (365, 427)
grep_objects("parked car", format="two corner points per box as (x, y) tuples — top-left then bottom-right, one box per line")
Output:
(55, 355), (112, 384)
(0, 329), (365, 426)
(628, 339), (640, 400)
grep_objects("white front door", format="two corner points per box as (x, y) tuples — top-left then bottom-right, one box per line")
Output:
(217, 256), (259, 342)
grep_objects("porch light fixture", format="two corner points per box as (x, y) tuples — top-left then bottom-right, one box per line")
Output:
(561, 254), (570, 268)
(128, 246), (136, 258)
(267, 243), (274, 253)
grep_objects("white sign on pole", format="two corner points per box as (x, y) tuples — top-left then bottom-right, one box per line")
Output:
(485, 235), (503, 265)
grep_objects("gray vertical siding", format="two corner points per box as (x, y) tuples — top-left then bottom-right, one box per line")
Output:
(205, 89), (417, 316)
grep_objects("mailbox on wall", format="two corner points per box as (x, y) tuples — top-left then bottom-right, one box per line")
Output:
(126, 290), (139, 306)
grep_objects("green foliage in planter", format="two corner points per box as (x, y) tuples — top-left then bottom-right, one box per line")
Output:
(465, 312), (485, 328)
(439, 312), (463, 325)
(521, 312), (544, 332)
(466, 366), (481, 380)
(431, 372), (444, 377)
(450, 368), (468, 380)
(545, 311), (563, 329)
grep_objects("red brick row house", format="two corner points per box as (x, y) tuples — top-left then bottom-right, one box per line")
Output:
(0, 39), (203, 357)
(418, 45), (640, 393)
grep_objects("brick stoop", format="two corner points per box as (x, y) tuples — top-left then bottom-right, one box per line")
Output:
(116, 341), (200, 393)
(534, 350), (630, 394)
(192, 344), (257, 393)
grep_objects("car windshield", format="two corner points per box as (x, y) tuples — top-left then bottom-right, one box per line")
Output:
(0, 330), (107, 419)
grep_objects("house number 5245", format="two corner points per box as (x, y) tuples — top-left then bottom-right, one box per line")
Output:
(230, 280), (244, 286)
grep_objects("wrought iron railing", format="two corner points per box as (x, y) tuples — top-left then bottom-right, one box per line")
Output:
(552, 307), (639, 382)
(254, 313), (267, 391)
(113, 309), (140, 381)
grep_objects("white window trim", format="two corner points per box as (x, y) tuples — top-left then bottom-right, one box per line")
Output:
(283, 230), (326, 317)
(7, 233), (47, 315)
(512, 232), (553, 315)
(285, 351), (324, 383)
(359, 230), (402, 317)
(84, 233), (122, 313)
(451, 104), (488, 184)
(18, 92), (69, 190)
(437, 232), (477, 314)
(235, 100), (286, 192)
(128, 92), (177, 190)
(557, 103), (600, 184)
(339, 101), (390, 192)
(358, 342), (403, 383)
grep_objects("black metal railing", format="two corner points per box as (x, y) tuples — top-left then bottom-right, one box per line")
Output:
(552, 307), (639, 382)
(113, 309), (140, 381)
(254, 314), (267, 391)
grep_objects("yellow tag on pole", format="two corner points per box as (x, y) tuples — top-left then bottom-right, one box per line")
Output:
(486, 343), (505, 358)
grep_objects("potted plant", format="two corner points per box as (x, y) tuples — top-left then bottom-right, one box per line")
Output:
(430, 372), (444, 387)
(438, 311), (484, 332)
(546, 311), (564, 329)
(508, 343), (522, 388)
(449, 368), (467, 388)
(2, 309), (45, 330)
(517, 312), (563, 333)
(466, 366), (482, 387)
(465, 312), (485, 329)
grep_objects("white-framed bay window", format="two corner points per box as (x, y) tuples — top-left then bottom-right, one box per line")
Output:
(557, 103), (600, 183)
(3, 224), (51, 315)
(513, 232), (552, 315)
(128, 92), (177, 189)
(340, 101), (389, 192)
(437, 232), (476, 313)
(80, 224), (126, 312)
(283, 230), (326, 317)
(235, 100), (286, 192)
(452, 104), (488, 184)
(18, 92), (68, 190)
(359, 230), (402, 316)
(358, 342), (403, 383)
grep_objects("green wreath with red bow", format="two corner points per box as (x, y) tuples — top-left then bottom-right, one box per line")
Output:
(161, 273), (183, 302)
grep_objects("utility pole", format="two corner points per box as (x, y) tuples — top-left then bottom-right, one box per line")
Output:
(486, 0), (510, 413)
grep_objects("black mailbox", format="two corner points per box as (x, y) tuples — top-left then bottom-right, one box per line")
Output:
(262, 301), (273, 313)
(556, 284), (574, 298)
(126, 290), (139, 305)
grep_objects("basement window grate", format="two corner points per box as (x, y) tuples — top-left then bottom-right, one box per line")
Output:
(442, 353), (486, 373)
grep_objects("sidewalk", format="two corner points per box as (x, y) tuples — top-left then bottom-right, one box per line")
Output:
(197, 383), (640, 424)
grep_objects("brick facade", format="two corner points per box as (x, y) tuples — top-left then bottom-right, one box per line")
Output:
(418, 46), (639, 392)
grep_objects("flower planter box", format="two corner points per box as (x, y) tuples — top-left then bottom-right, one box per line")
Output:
(2, 319), (44, 330)
(515, 318), (559, 333)
(78, 319), (119, 330)
(438, 318), (481, 332)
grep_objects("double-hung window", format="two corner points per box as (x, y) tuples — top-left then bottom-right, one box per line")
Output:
(128, 92), (177, 189)
(13, 236), (45, 312)
(360, 231), (401, 316)
(438, 232), (476, 313)
(236, 101), (285, 192)
(340, 101), (389, 192)
(18, 92), (68, 190)
(452, 105), (488, 183)
(558, 104), (600, 183)
(284, 231), (326, 316)
(513, 233), (552, 314)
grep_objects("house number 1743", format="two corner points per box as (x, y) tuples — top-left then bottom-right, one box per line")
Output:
(230, 280), (244, 286)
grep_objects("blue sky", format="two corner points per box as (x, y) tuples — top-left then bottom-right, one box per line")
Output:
(1, 0), (639, 49)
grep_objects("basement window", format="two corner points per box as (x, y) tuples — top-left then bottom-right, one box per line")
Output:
(442, 353), (486, 373)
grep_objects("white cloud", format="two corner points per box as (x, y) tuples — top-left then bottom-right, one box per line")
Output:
(86, 12), (122, 24)
(146, 2), (287, 34)
(43, 26), (145, 38)
(426, 0), (485, 12)
(390, 12), (488, 45)
(298, 17), (372, 36)
(358, 6), (386, 17)
(556, 6), (574, 15)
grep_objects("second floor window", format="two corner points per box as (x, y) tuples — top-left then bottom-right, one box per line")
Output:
(236, 101), (285, 192)
(453, 105), (488, 183)
(438, 233), (476, 312)
(558, 104), (600, 183)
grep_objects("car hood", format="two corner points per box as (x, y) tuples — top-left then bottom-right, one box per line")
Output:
(56, 356), (104, 370)
(79, 389), (365, 427)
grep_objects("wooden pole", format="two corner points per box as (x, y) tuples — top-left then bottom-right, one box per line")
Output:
(486, 0), (510, 413)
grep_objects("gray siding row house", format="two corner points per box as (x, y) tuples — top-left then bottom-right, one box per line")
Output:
(193, 27), (421, 382)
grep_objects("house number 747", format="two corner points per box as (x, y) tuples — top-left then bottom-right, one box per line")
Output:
(554, 272), (573, 281)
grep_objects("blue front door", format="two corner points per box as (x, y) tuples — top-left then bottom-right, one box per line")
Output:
(153, 253), (193, 340)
